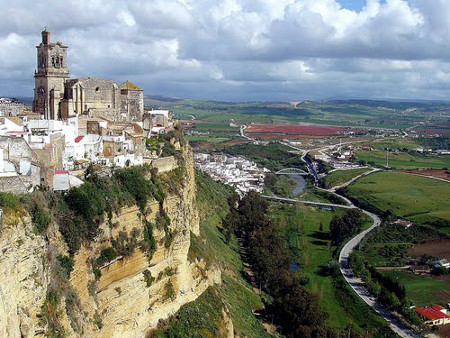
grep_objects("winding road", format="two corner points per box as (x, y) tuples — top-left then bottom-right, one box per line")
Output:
(264, 167), (420, 337)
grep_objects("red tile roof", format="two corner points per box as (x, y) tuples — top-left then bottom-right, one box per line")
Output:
(75, 135), (84, 143)
(433, 305), (446, 311)
(415, 306), (450, 321)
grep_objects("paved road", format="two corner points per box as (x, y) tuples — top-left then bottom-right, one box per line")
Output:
(339, 210), (420, 338)
(263, 193), (420, 337)
(262, 195), (354, 209)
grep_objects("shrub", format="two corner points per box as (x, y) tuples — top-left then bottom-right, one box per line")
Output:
(164, 279), (176, 301)
(143, 221), (157, 258)
(143, 270), (155, 287)
(57, 255), (74, 279)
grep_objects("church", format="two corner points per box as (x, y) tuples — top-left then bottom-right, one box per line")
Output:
(33, 29), (144, 121)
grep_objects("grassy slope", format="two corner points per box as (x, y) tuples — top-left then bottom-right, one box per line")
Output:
(323, 168), (371, 189)
(346, 171), (450, 230)
(268, 204), (380, 332)
(187, 171), (269, 337)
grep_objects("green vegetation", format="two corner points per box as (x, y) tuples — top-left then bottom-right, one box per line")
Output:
(358, 224), (443, 267)
(382, 271), (450, 307)
(343, 171), (450, 233)
(57, 255), (74, 279)
(269, 205), (384, 333)
(177, 170), (269, 337)
(164, 280), (176, 301)
(321, 168), (371, 189)
(224, 192), (338, 337)
(330, 209), (366, 246)
(148, 98), (450, 130)
(355, 150), (450, 169)
(0, 191), (23, 211)
(264, 172), (297, 197)
(223, 142), (306, 172)
(157, 288), (225, 337)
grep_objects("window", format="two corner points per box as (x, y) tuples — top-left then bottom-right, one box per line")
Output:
(95, 87), (100, 93)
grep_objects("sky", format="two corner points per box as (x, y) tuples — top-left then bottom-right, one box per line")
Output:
(1, 0), (450, 102)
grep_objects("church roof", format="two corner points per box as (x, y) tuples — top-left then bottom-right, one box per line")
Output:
(119, 81), (143, 91)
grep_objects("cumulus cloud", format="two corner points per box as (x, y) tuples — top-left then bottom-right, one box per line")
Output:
(1, 0), (450, 101)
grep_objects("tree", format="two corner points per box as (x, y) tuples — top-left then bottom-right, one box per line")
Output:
(319, 221), (324, 232)
(273, 278), (328, 337)
(237, 191), (269, 237)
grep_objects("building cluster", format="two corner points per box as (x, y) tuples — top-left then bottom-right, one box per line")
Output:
(0, 30), (174, 194)
(0, 98), (29, 117)
(194, 153), (268, 195)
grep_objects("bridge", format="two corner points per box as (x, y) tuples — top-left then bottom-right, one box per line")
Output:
(275, 168), (309, 175)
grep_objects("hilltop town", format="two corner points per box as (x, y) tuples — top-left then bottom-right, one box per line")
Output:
(0, 30), (175, 193)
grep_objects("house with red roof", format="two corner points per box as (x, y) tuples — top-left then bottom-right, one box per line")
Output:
(415, 305), (450, 326)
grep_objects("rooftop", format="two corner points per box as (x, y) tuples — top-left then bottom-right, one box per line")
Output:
(119, 80), (143, 91)
(415, 306), (450, 321)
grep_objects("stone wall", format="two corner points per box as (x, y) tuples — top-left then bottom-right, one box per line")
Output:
(146, 156), (179, 174)
(0, 175), (32, 194)
(0, 136), (33, 168)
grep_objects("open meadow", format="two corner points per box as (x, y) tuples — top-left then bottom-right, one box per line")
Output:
(345, 171), (450, 233)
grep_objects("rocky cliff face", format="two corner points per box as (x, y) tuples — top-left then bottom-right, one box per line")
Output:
(0, 145), (221, 337)
(0, 216), (47, 338)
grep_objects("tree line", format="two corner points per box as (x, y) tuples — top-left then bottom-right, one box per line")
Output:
(223, 191), (331, 337)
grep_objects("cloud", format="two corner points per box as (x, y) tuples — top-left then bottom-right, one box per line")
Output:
(1, 0), (450, 101)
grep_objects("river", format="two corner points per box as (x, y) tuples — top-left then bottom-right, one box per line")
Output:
(288, 174), (306, 196)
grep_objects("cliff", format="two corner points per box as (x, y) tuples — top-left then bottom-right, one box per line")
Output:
(0, 144), (222, 337)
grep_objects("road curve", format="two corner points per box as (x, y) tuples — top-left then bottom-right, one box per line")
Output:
(262, 194), (420, 337)
(339, 210), (420, 338)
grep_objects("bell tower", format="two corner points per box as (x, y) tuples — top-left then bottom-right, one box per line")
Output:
(33, 29), (70, 119)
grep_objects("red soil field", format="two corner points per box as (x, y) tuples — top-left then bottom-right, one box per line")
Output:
(246, 124), (344, 135)
(408, 238), (450, 260)
(406, 170), (450, 181)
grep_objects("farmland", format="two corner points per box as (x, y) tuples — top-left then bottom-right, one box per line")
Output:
(344, 171), (450, 233)
(355, 149), (450, 169)
(408, 238), (450, 260)
(246, 124), (345, 136)
(382, 271), (450, 307)
(146, 96), (450, 132)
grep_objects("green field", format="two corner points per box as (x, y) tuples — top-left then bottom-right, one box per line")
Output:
(356, 150), (450, 169)
(345, 171), (450, 232)
(147, 98), (450, 130)
(269, 204), (353, 329)
(322, 168), (372, 189)
(268, 204), (375, 332)
(382, 271), (450, 307)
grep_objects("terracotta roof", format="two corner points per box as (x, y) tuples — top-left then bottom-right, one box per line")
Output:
(119, 80), (143, 91)
(433, 305), (446, 311)
(415, 306), (450, 320)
